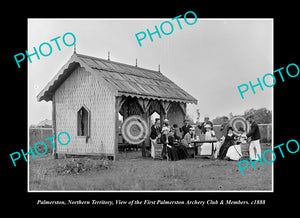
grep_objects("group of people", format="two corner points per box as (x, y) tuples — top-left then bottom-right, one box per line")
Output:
(215, 114), (262, 161)
(150, 118), (190, 161)
(150, 114), (262, 162)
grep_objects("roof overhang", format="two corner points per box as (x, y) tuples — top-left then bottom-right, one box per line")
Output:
(37, 53), (198, 105)
(37, 53), (117, 102)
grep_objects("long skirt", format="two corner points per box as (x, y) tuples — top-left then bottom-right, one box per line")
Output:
(218, 141), (234, 159)
(213, 141), (222, 158)
(198, 143), (214, 155)
(176, 145), (189, 159)
(226, 144), (242, 160)
(166, 146), (179, 161)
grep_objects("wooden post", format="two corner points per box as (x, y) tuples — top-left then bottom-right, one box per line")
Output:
(40, 128), (43, 141)
(267, 124), (271, 142)
(114, 97), (119, 161)
(52, 96), (57, 159)
(141, 111), (149, 157)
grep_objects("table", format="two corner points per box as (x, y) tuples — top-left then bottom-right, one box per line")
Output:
(188, 140), (218, 158)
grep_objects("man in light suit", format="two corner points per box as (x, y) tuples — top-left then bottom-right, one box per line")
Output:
(246, 114), (261, 161)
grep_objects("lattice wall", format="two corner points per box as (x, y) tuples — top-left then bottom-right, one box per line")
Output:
(167, 102), (186, 127)
(55, 66), (116, 155)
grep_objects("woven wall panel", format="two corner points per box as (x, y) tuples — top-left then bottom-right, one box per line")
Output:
(55, 67), (115, 155)
(167, 102), (185, 128)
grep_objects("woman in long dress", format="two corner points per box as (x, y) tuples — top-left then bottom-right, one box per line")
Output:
(226, 143), (242, 160)
(218, 127), (243, 160)
(198, 124), (217, 155)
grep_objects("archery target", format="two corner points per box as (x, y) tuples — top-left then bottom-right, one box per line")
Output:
(229, 116), (250, 135)
(121, 115), (149, 144)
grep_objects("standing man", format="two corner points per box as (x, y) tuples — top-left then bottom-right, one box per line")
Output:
(246, 114), (261, 161)
(197, 114), (213, 134)
(220, 116), (229, 137)
(150, 118), (161, 142)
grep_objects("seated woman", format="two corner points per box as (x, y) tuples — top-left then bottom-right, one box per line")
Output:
(161, 125), (171, 159)
(218, 127), (236, 159)
(168, 126), (189, 159)
(181, 127), (195, 147)
(198, 124), (218, 156)
(218, 127), (243, 160)
(180, 127), (196, 157)
(166, 129), (180, 161)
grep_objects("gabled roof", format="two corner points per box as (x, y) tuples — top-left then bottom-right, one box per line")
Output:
(37, 53), (197, 104)
(37, 119), (52, 127)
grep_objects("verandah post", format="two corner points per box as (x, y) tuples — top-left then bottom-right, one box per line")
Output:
(52, 95), (58, 159)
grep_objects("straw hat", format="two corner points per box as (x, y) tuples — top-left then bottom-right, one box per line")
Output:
(162, 126), (170, 133)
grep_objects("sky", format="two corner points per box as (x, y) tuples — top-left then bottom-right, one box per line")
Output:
(28, 18), (273, 126)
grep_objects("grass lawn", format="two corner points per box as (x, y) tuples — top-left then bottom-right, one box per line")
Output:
(29, 143), (272, 191)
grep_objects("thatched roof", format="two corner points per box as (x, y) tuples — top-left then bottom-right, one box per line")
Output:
(37, 53), (197, 104)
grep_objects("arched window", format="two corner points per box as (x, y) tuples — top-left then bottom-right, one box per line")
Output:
(77, 106), (90, 136)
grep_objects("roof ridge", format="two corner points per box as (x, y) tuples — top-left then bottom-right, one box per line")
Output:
(75, 53), (163, 75)
(37, 52), (198, 104)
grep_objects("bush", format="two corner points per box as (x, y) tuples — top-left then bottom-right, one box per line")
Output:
(55, 158), (112, 175)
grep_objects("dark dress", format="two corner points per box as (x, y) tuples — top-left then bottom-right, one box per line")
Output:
(180, 124), (192, 139)
(160, 133), (167, 158)
(166, 136), (179, 161)
(218, 134), (236, 159)
(150, 125), (161, 141)
(220, 122), (230, 137)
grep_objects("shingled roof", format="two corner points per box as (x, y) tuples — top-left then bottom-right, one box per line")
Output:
(37, 53), (197, 104)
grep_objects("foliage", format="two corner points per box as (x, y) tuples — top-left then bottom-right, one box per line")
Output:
(211, 107), (272, 125)
(244, 107), (272, 124)
(212, 116), (229, 125)
(55, 158), (112, 175)
(185, 114), (195, 125)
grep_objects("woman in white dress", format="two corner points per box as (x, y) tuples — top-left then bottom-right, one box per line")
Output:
(226, 133), (246, 160)
(226, 143), (242, 160)
(198, 124), (219, 156)
(218, 127), (245, 161)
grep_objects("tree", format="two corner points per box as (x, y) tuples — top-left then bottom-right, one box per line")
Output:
(211, 107), (272, 125)
(185, 113), (195, 125)
(244, 107), (272, 124)
(212, 116), (229, 125)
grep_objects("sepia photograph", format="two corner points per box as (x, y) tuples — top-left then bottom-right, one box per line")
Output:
(27, 18), (273, 192)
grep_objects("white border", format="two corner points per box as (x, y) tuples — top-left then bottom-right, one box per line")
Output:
(27, 18), (274, 193)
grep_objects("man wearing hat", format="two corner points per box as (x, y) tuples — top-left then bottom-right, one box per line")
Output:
(246, 114), (261, 161)
(197, 114), (214, 134)
(150, 118), (162, 142)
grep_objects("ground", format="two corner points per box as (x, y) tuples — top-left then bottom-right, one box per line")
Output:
(29, 143), (272, 191)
